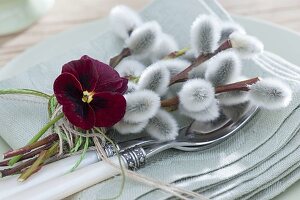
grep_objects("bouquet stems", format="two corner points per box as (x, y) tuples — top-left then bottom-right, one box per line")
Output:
(3, 134), (58, 159)
(0, 158), (37, 178)
(8, 113), (64, 166)
(18, 142), (59, 182)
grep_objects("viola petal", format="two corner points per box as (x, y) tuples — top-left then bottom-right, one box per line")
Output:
(82, 56), (126, 88)
(95, 78), (128, 94)
(91, 92), (126, 127)
(63, 102), (96, 130)
(62, 55), (127, 93)
(116, 78), (129, 94)
(53, 73), (83, 106)
(62, 56), (99, 91)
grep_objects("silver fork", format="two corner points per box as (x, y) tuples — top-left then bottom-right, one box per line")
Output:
(12, 103), (258, 200)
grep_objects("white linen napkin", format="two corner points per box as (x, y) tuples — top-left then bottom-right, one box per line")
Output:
(0, 0), (299, 199)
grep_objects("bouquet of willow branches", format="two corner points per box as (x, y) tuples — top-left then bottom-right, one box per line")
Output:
(0, 4), (292, 197)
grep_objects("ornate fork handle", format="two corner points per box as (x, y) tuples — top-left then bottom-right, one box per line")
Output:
(103, 143), (147, 170)
(120, 146), (147, 170)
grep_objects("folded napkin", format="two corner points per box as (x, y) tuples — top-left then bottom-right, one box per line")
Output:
(0, 0), (299, 200)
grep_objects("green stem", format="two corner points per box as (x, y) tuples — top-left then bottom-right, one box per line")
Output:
(164, 47), (190, 59)
(70, 134), (89, 172)
(8, 113), (64, 166)
(18, 142), (59, 182)
(48, 95), (58, 118)
(0, 89), (51, 99)
(126, 75), (140, 83)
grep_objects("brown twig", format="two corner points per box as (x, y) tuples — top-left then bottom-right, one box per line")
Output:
(161, 77), (260, 107)
(109, 48), (131, 68)
(0, 159), (9, 167)
(0, 158), (37, 178)
(169, 40), (232, 85)
(18, 142), (59, 182)
(161, 96), (180, 107)
(215, 77), (260, 93)
(0, 143), (53, 167)
(3, 134), (58, 159)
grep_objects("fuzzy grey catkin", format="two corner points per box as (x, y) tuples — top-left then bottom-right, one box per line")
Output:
(138, 62), (171, 96)
(109, 5), (143, 40)
(229, 32), (264, 59)
(205, 51), (241, 86)
(150, 33), (179, 62)
(126, 21), (162, 56)
(123, 90), (161, 123)
(178, 79), (215, 112)
(115, 59), (146, 77)
(217, 90), (249, 106)
(125, 82), (138, 94)
(248, 78), (292, 109)
(158, 59), (190, 76)
(219, 22), (246, 44)
(146, 109), (179, 141)
(188, 63), (208, 80)
(113, 119), (148, 134)
(190, 15), (221, 56)
(179, 99), (220, 122)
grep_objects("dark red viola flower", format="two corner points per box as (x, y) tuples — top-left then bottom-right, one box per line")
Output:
(54, 55), (128, 130)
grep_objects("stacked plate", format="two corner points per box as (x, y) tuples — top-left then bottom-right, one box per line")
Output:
(0, 0), (300, 199)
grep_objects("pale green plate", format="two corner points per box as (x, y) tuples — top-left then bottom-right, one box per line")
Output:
(1, 15), (300, 200)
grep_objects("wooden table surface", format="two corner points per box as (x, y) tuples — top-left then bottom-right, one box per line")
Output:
(0, 0), (300, 67)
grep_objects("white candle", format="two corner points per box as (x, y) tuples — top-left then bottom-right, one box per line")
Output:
(7, 156), (122, 200)
(0, 151), (99, 199)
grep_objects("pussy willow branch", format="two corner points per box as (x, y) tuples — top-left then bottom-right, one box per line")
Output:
(0, 158), (37, 178)
(161, 77), (260, 107)
(3, 134), (59, 159)
(215, 77), (259, 93)
(18, 142), (59, 182)
(8, 113), (63, 166)
(169, 40), (232, 85)
(109, 48), (132, 68)
(109, 46), (189, 68)
(0, 143), (53, 167)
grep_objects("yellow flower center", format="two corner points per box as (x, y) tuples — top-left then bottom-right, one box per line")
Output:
(82, 91), (95, 103)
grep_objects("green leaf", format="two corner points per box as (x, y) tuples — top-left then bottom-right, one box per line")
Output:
(70, 136), (83, 153)
(70, 137), (89, 172)
(0, 89), (51, 99)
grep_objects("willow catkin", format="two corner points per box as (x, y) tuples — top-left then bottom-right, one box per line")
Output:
(178, 79), (215, 112)
(190, 15), (221, 56)
(126, 21), (162, 56)
(205, 51), (241, 86)
(248, 78), (292, 109)
(123, 90), (161, 123)
(138, 62), (171, 95)
(229, 32), (264, 59)
(109, 5), (143, 40)
(146, 109), (179, 141)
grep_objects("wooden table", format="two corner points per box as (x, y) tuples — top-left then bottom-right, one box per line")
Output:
(1, 0), (300, 67)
